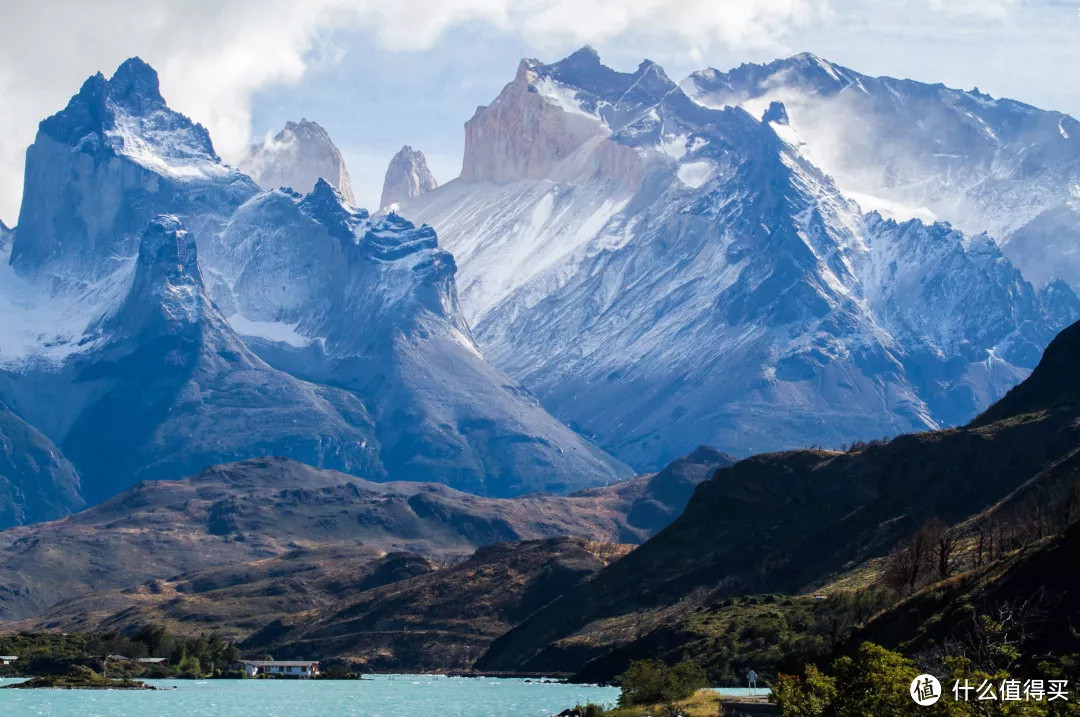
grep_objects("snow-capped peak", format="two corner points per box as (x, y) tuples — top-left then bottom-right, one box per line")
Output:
(38, 56), (221, 172)
(682, 53), (1080, 292)
(10, 58), (256, 284)
(298, 177), (369, 240)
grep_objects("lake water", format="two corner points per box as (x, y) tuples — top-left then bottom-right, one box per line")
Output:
(0, 674), (621, 717)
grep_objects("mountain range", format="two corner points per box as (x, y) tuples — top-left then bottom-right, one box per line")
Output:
(2, 45), (1080, 682)
(684, 53), (1080, 291)
(0, 57), (629, 523)
(17, 316), (1080, 678)
(398, 47), (1078, 469)
(3, 46), (1078, 520)
(474, 316), (1080, 678)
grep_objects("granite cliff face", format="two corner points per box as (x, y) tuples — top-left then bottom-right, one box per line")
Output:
(241, 119), (356, 204)
(399, 48), (1076, 469)
(380, 145), (437, 210)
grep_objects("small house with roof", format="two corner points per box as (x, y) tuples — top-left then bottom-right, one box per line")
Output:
(239, 659), (320, 678)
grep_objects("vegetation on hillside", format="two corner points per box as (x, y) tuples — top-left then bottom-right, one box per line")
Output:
(774, 641), (1080, 716)
(561, 659), (716, 717)
(571, 589), (894, 686)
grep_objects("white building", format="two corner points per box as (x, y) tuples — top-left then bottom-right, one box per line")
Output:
(0, 656), (17, 666)
(239, 660), (320, 678)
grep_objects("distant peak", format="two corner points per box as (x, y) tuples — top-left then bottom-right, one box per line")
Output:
(567, 45), (601, 64)
(37, 56), (199, 154)
(683, 445), (737, 466)
(308, 177), (347, 205)
(107, 57), (166, 110)
(380, 145), (438, 211)
(547, 45), (606, 76)
(281, 118), (330, 137)
(242, 119), (356, 204)
(787, 51), (836, 68)
(299, 178), (368, 242)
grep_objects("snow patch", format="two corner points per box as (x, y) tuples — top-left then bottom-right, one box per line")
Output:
(677, 160), (715, 189)
(226, 314), (312, 347)
(661, 133), (690, 159)
(108, 111), (230, 181)
(532, 77), (597, 119)
(0, 246), (135, 367)
(842, 189), (938, 224)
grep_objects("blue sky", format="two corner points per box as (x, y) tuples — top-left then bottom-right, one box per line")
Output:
(1, 0), (1078, 219)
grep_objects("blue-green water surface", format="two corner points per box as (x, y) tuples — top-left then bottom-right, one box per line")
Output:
(0, 675), (620, 717)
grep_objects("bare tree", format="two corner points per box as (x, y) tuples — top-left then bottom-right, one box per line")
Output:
(962, 590), (1054, 672)
(881, 525), (933, 595)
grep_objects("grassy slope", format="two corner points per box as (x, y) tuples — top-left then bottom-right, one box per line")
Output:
(245, 537), (633, 671)
(0, 447), (731, 625)
(851, 520), (1080, 662)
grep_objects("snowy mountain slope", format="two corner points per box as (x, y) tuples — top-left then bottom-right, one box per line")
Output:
(399, 48), (1076, 469)
(2, 216), (385, 503)
(683, 53), (1080, 289)
(380, 145), (437, 211)
(0, 400), (83, 529)
(854, 214), (1061, 426)
(212, 180), (631, 496)
(241, 119), (356, 204)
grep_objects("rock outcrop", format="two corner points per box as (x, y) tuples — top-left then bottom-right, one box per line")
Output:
(379, 145), (437, 210)
(0, 401), (83, 529)
(241, 119), (356, 204)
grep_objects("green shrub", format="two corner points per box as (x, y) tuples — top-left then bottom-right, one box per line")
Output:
(616, 658), (707, 707)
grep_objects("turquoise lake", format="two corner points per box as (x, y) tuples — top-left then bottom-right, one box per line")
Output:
(0, 675), (621, 716)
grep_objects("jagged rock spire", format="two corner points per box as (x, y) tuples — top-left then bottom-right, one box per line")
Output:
(240, 119), (356, 204)
(380, 145), (437, 210)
